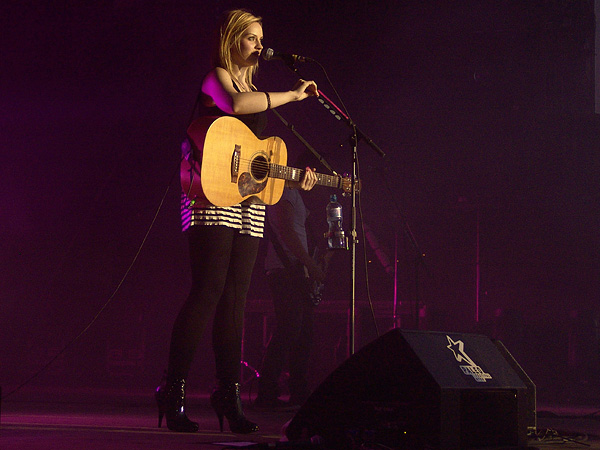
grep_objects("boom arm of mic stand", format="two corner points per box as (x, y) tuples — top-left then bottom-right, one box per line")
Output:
(316, 90), (386, 158)
(281, 61), (385, 158)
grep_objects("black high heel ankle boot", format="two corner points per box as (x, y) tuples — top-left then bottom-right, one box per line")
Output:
(155, 376), (199, 433)
(210, 382), (259, 434)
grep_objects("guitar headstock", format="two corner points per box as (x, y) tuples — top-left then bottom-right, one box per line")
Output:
(340, 176), (361, 194)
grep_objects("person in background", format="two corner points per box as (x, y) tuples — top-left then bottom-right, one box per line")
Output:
(255, 153), (331, 410)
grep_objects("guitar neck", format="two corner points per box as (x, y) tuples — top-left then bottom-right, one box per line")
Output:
(269, 164), (341, 189)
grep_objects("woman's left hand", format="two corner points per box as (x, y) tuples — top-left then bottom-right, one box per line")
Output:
(292, 79), (319, 101)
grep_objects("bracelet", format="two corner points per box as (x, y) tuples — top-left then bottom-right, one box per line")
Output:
(264, 92), (271, 110)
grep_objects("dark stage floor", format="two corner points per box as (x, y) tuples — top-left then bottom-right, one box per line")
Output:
(1, 387), (599, 450)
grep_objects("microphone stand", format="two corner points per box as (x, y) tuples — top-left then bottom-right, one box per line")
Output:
(317, 75), (430, 334)
(280, 60), (385, 356)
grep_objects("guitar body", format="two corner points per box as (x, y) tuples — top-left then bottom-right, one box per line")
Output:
(182, 116), (288, 207)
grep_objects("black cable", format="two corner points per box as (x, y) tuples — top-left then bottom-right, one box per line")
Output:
(1, 155), (182, 401)
(531, 427), (591, 447)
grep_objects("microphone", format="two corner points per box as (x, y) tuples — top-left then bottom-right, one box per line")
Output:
(262, 48), (311, 64)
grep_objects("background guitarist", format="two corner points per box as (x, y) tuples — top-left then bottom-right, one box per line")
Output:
(254, 152), (331, 410)
(156, 9), (319, 434)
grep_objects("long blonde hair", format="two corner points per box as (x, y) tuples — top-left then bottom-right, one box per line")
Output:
(213, 9), (262, 89)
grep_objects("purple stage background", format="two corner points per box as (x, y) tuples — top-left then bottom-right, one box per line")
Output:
(2, 1), (599, 402)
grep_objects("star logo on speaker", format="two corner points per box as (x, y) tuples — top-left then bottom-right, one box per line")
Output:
(446, 336), (492, 382)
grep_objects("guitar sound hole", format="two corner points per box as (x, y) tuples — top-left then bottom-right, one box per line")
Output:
(250, 155), (269, 181)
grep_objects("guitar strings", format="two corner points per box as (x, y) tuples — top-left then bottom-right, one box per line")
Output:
(232, 156), (340, 182)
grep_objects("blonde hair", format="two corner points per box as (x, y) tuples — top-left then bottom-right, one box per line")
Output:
(213, 9), (262, 89)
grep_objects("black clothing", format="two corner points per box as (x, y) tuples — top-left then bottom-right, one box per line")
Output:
(166, 78), (267, 384)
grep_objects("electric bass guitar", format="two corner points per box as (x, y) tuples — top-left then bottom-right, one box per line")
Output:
(181, 116), (355, 207)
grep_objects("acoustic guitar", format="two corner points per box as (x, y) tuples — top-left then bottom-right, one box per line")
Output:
(181, 116), (353, 207)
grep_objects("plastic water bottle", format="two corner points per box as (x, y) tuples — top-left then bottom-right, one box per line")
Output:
(326, 194), (345, 249)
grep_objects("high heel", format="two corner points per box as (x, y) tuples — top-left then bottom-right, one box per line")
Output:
(155, 375), (199, 433)
(210, 382), (259, 434)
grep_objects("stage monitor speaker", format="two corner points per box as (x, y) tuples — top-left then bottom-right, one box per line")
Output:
(285, 329), (533, 449)
(493, 339), (537, 433)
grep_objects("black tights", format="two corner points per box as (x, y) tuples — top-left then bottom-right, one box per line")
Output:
(167, 225), (260, 384)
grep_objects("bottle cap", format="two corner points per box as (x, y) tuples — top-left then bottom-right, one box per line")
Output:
(330, 194), (337, 202)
